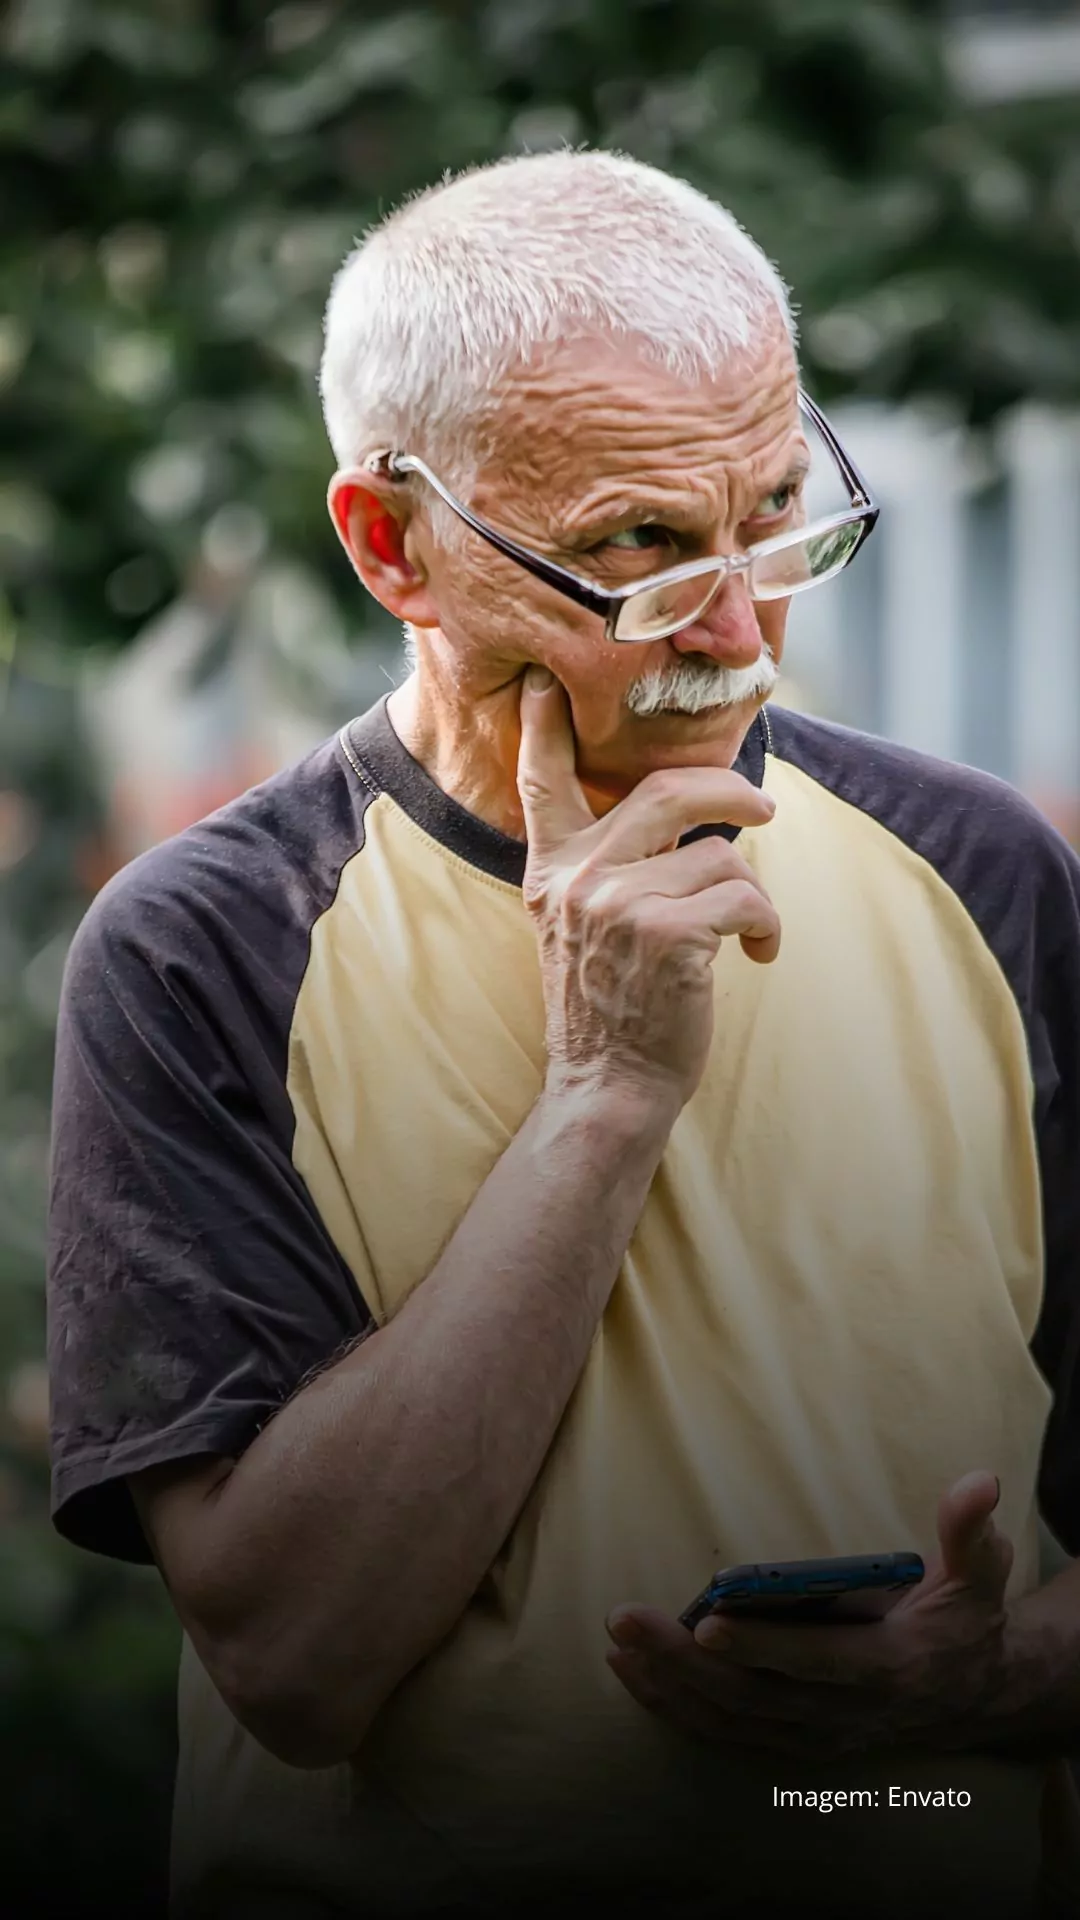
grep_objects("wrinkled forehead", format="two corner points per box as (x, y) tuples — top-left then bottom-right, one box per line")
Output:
(475, 327), (803, 514)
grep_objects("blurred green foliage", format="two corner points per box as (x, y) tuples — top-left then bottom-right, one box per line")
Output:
(1, 1), (1078, 1911)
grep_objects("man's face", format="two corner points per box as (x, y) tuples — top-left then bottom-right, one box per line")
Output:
(414, 327), (802, 795)
(358, 324), (804, 802)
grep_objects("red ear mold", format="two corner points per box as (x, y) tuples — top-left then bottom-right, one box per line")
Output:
(369, 515), (404, 566)
(332, 485), (404, 567)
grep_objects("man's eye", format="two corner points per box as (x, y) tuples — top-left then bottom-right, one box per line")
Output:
(754, 482), (799, 516)
(602, 524), (673, 551)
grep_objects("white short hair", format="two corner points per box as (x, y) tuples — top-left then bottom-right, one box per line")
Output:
(319, 148), (796, 489)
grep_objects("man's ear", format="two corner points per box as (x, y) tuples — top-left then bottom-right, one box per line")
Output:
(327, 466), (440, 628)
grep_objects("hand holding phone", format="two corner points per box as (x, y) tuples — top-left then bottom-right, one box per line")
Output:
(680, 1551), (924, 1632)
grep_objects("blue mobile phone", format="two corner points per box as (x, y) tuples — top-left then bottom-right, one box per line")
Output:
(679, 1551), (925, 1632)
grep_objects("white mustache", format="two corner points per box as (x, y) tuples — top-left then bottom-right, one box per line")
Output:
(625, 646), (779, 718)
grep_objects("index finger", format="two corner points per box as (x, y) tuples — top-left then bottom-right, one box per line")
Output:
(516, 666), (597, 851)
(597, 766), (776, 865)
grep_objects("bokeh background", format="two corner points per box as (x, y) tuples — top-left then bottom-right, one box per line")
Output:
(2, 1), (1079, 1912)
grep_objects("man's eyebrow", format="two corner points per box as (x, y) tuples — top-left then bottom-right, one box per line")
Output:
(755, 452), (812, 491)
(558, 456), (815, 546)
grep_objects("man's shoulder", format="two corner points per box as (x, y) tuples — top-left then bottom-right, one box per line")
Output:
(65, 725), (373, 1010)
(769, 703), (1080, 907)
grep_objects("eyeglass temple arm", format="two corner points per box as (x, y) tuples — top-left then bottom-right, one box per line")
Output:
(798, 389), (877, 513)
(368, 402), (877, 601)
(368, 450), (613, 616)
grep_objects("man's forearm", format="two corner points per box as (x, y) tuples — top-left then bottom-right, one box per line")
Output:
(176, 1074), (676, 1763)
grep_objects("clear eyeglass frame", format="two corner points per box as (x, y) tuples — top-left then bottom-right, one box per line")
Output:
(366, 390), (880, 646)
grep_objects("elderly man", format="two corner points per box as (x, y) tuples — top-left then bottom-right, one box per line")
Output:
(48, 151), (1080, 1920)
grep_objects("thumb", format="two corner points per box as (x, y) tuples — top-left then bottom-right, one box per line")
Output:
(516, 666), (595, 851)
(937, 1470), (1012, 1601)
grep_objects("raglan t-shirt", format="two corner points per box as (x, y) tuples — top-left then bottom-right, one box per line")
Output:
(48, 696), (1080, 1920)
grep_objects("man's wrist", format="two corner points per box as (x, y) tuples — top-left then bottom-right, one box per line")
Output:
(963, 1590), (1080, 1757)
(539, 1063), (683, 1148)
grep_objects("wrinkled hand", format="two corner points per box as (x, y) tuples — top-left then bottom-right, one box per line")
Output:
(517, 667), (780, 1110)
(606, 1472), (1012, 1759)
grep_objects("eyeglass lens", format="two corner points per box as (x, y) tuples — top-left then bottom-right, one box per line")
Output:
(612, 570), (729, 642)
(612, 519), (864, 641)
(748, 519), (864, 602)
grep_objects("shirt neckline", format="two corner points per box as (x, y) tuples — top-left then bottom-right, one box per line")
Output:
(342, 695), (770, 888)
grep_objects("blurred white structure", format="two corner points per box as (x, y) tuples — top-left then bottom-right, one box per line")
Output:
(949, 3), (1080, 102)
(783, 402), (1080, 841)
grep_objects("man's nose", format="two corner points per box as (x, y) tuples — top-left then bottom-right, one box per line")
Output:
(668, 575), (763, 668)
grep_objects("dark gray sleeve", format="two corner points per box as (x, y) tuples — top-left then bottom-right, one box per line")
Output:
(47, 839), (372, 1565)
(1024, 839), (1080, 1554)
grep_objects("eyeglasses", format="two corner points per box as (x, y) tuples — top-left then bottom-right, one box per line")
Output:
(367, 390), (879, 646)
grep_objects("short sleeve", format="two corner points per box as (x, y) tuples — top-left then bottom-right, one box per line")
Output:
(47, 832), (373, 1564)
